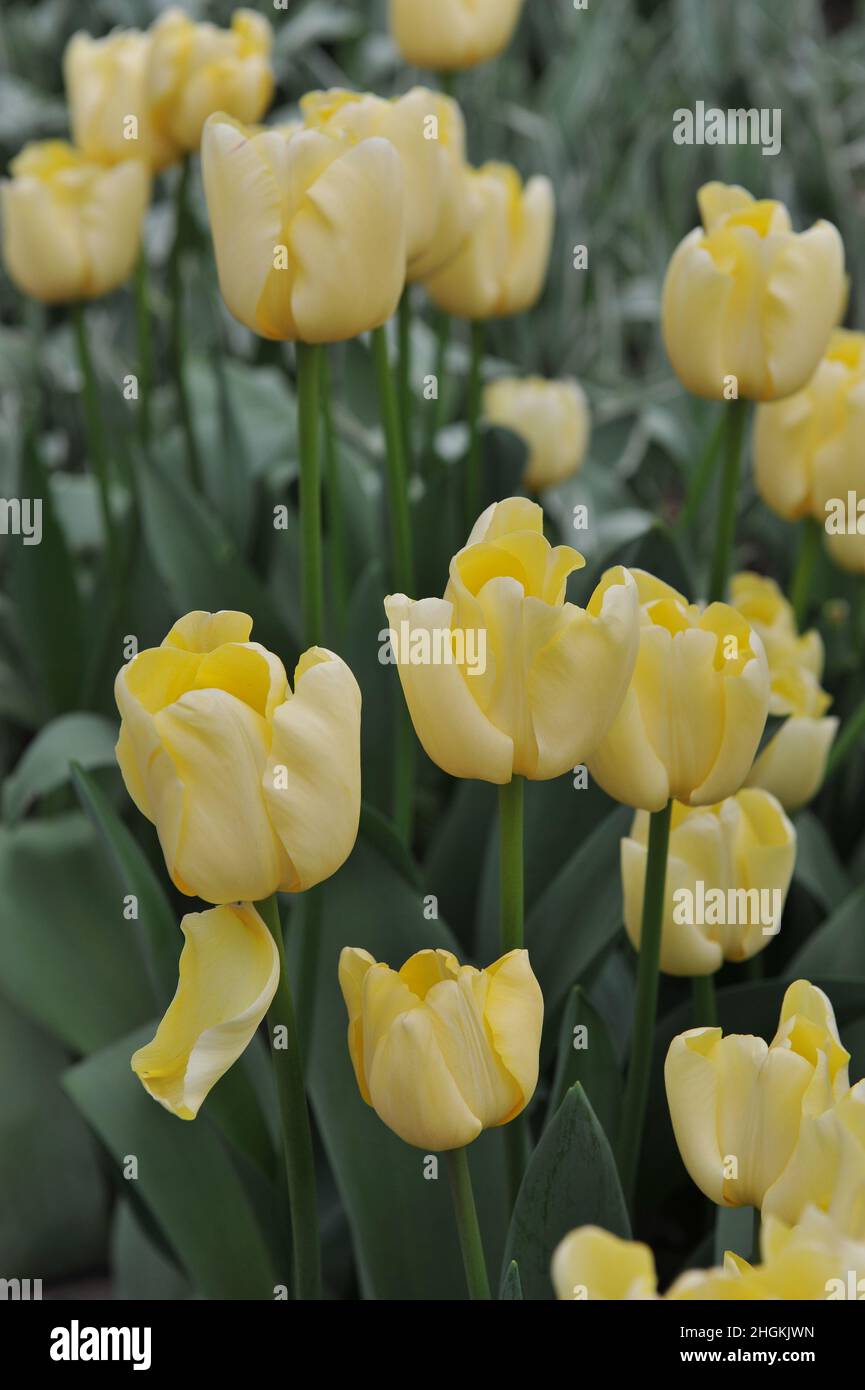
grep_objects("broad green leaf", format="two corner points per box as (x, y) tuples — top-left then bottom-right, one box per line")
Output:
(111, 1201), (192, 1302)
(546, 986), (622, 1145)
(793, 810), (851, 912)
(785, 884), (865, 980)
(3, 713), (117, 822)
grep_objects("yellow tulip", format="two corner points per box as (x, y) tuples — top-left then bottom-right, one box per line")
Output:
(587, 571), (770, 812)
(64, 28), (176, 171)
(383, 497), (639, 783)
(338, 945), (543, 1150)
(662, 182), (844, 401)
(483, 377), (590, 492)
(300, 87), (478, 283)
(762, 1080), (865, 1238)
(730, 572), (838, 810)
(147, 7), (274, 155)
(132, 903), (278, 1119)
(424, 162), (554, 321)
(114, 610), (361, 904)
(201, 114), (406, 342)
(552, 1227), (658, 1301)
(665, 980), (850, 1210)
(726, 1207), (865, 1301)
(1, 142), (150, 304)
(622, 789), (795, 977)
(389, 0), (524, 72)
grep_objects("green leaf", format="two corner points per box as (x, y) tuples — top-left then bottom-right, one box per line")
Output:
(359, 800), (421, 889)
(501, 1260), (524, 1300)
(3, 712), (117, 822)
(785, 884), (865, 980)
(111, 1201), (192, 1302)
(501, 1084), (630, 1300)
(793, 810), (851, 912)
(546, 986), (622, 1145)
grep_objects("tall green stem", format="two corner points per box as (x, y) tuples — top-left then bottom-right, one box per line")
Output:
(72, 304), (118, 580)
(169, 156), (202, 490)
(296, 342), (324, 647)
(692, 973), (717, 1028)
(790, 517), (822, 631)
(320, 352), (348, 637)
(465, 321), (485, 529)
(257, 894), (321, 1300)
(499, 775), (526, 1205)
(371, 325), (414, 594)
(134, 251), (153, 450)
(397, 288), (414, 473)
(445, 1148), (491, 1300)
(676, 410), (724, 534)
(617, 799), (672, 1210)
(707, 399), (748, 603)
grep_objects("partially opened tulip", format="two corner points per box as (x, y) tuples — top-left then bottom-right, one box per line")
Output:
(389, 0), (524, 72)
(114, 610), (361, 904)
(483, 377), (590, 492)
(64, 28), (176, 171)
(762, 1079), (865, 1238)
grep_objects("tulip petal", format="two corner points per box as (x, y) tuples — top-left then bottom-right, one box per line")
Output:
(552, 1227), (658, 1301)
(483, 949), (543, 1113)
(367, 1006), (482, 1150)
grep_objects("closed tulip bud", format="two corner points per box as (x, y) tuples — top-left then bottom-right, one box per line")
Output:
(389, 0), (524, 72)
(588, 571), (770, 812)
(147, 7), (274, 155)
(665, 980), (850, 1210)
(132, 903), (278, 1119)
(484, 377), (590, 492)
(114, 610), (361, 904)
(552, 1227), (658, 1301)
(64, 29), (177, 172)
(201, 114), (406, 342)
(730, 573), (838, 810)
(338, 945), (542, 1150)
(622, 789), (795, 977)
(424, 162), (554, 321)
(384, 497), (639, 784)
(662, 182), (844, 401)
(1, 142), (150, 304)
(301, 87), (479, 283)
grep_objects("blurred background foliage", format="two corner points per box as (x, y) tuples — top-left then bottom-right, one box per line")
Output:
(1, 0), (864, 1298)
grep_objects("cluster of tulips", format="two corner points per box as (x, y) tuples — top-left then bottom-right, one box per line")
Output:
(3, 0), (864, 1302)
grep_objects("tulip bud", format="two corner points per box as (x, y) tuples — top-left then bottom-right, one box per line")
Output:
(389, 0), (524, 72)
(338, 945), (543, 1150)
(114, 610), (361, 904)
(201, 114), (406, 343)
(662, 182), (844, 401)
(132, 903), (279, 1119)
(483, 377), (590, 492)
(64, 29), (177, 171)
(587, 571), (770, 812)
(424, 162), (554, 321)
(1, 142), (150, 304)
(622, 789), (796, 977)
(384, 497), (639, 783)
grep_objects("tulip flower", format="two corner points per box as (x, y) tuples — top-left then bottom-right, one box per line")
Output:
(730, 572), (838, 810)
(64, 28), (176, 172)
(338, 945), (543, 1150)
(483, 377), (590, 492)
(552, 1227), (658, 1301)
(665, 980), (850, 1210)
(132, 903), (279, 1119)
(622, 789), (796, 977)
(389, 0), (525, 72)
(762, 1080), (865, 1238)
(662, 182), (844, 402)
(587, 571), (771, 813)
(383, 497), (639, 784)
(0, 141), (150, 304)
(114, 609), (361, 905)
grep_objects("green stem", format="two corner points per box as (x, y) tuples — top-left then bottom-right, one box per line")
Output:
(790, 517), (822, 631)
(707, 399), (748, 604)
(425, 309), (452, 469)
(320, 352), (348, 638)
(692, 973), (718, 1028)
(676, 411), (724, 534)
(445, 1148), (491, 1300)
(372, 325), (415, 594)
(257, 894), (321, 1300)
(825, 693), (865, 780)
(393, 702), (416, 846)
(465, 321), (485, 529)
(397, 288), (414, 473)
(439, 71), (457, 99)
(133, 251), (152, 450)
(498, 775), (526, 1206)
(295, 888), (322, 1068)
(71, 304), (118, 579)
(617, 798), (672, 1210)
(297, 342), (324, 648)
(169, 156), (202, 490)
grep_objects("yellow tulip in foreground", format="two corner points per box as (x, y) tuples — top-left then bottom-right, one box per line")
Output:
(383, 497), (639, 783)
(1, 142), (150, 304)
(424, 163), (554, 320)
(662, 182), (844, 401)
(339, 946), (542, 1150)
(665, 980), (850, 1211)
(201, 114), (406, 342)
(731, 572), (838, 810)
(114, 610), (361, 904)
(587, 571), (770, 812)
(622, 789), (796, 977)
(301, 87), (478, 283)
(483, 377), (590, 492)
(64, 28), (175, 171)
(389, 0), (524, 72)
(132, 903), (278, 1119)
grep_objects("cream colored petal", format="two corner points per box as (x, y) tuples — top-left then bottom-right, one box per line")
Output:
(423, 173), (506, 319)
(622, 833), (723, 977)
(552, 1227), (658, 1301)
(661, 233), (732, 399)
(1, 177), (88, 303)
(753, 394), (815, 522)
(424, 971), (521, 1127)
(763, 221), (845, 400)
(665, 1028), (743, 1205)
(690, 639), (770, 806)
(588, 682), (671, 812)
(163, 609), (253, 652)
(482, 949), (543, 1114)
(501, 175), (554, 316)
(367, 1006), (482, 1150)
(338, 946), (378, 1105)
(746, 715), (838, 811)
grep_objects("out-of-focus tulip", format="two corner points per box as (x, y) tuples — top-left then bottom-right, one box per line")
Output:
(662, 182), (844, 401)
(300, 87), (478, 283)
(201, 114), (405, 342)
(389, 0), (524, 72)
(483, 377), (590, 491)
(383, 497), (639, 784)
(587, 571), (770, 812)
(114, 610), (361, 904)
(762, 1080), (865, 1237)
(1, 142), (150, 304)
(665, 980), (850, 1210)
(622, 789), (795, 977)
(132, 903), (278, 1119)
(552, 1227), (658, 1301)
(147, 7), (274, 155)
(64, 28), (176, 171)
(338, 945), (543, 1150)
(805, 332), (865, 576)
(424, 163), (554, 320)
(730, 572), (838, 810)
